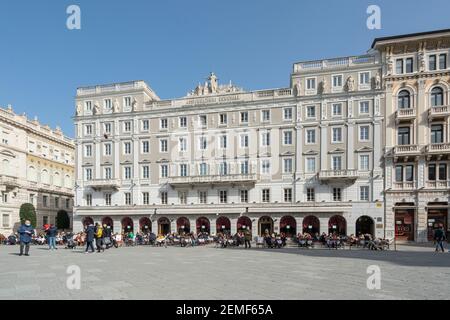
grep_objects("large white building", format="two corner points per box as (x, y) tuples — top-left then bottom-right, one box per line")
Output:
(73, 50), (386, 238)
(0, 106), (75, 234)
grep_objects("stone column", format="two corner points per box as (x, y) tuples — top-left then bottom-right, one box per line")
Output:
(210, 217), (216, 236)
(252, 218), (258, 238)
(319, 216), (329, 235)
(230, 218), (237, 235)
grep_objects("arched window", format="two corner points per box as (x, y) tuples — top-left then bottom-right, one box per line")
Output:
(1, 159), (10, 175)
(28, 166), (37, 182)
(431, 87), (444, 106)
(41, 169), (50, 184)
(398, 90), (411, 109)
(65, 175), (71, 188)
(54, 172), (61, 187)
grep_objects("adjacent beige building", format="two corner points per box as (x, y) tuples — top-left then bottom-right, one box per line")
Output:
(0, 106), (75, 234)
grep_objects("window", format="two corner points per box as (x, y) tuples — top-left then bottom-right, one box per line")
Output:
(240, 161), (249, 175)
(179, 137), (187, 152)
(124, 121), (131, 132)
(199, 163), (208, 176)
(360, 126), (370, 141)
(429, 55), (437, 71)
(142, 165), (150, 179)
(179, 116), (187, 128)
(160, 118), (168, 129)
(306, 157), (316, 173)
(1, 193), (9, 203)
(179, 192), (187, 205)
(180, 164), (188, 177)
(142, 140), (150, 153)
(66, 198), (70, 209)
(85, 101), (92, 112)
(283, 158), (293, 173)
(261, 160), (270, 174)
(283, 131), (293, 145)
(55, 198), (60, 209)
(85, 168), (92, 181)
(104, 99), (112, 110)
(261, 110), (270, 122)
(161, 192), (168, 205)
(332, 103), (342, 116)
(360, 186), (369, 201)
(405, 165), (414, 181)
(395, 165), (403, 182)
(124, 142), (131, 155)
(125, 193), (132, 205)
(124, 97), (132, 107)
(219, 113), (227, 125)
(104, 193), (111, 206)
(43, 216), (48, 226)
(439, 54), (447, 70)
(284, 107), (293, 120)
(240, 134), (249, 148)
(240, 111), (248, 123)
(332, 75), (343, 88)
(431, 87), (444, 106)
(360, 101), (370, 114)
(333, 188), (342, 201)
(284, 188), (293, 203)
(85, 124), (93, 135)
(160, 165), (168, 178)
(199, 136), (207, 150)
(219, 162), (228, 175)
(429, 164), (436, 181)
(142, 192), (150, 205)
(104, 143), (112, 156)
(306, 78), (316, 90)
(86, 194), (92, 206)
(104, 167), (112, 179)
(332, 156), (342, 171)
(199, 115), (207, 127)
(397, 127), (410, 145)
(140, 120), (149, 131)
(306, 129), (316, 144)
(332, 127), (342, 143)
(359, 72), (370, 86)
(261, 132), (270, 146)
(240, 190), (248, 203)
(124, 167), (132, 180)
(359, 155), (370, 171)
(431, 124), (444, 144)
(199, 191), (207, 204)
(405, 58), (414, 73)
(104, 123), (111, 134)
(398, 90), (411, 109)
(262, 189), (270, 203)
(396, 59), (404, 74)
(306, 105), (316, 118)
(219, 190), (228, 204)
(160, 139), (168, 152)
(439, 164), (447, 181)
(85, 145), (92, 157)
(43, 195), (48, 207)
(219, 135), (227, 149)
(306, 188), (315, 202)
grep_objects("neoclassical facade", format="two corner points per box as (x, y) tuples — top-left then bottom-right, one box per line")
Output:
(374, 29), (450, 242)
(0, 106), (75, 234)
(73, 53), (385, 237)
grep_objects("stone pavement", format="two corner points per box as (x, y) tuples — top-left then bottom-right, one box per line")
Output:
(0, 244), (448, 300)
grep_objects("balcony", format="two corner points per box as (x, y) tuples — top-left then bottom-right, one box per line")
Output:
(396, 108), (416, 121)
(168, 174), (258, 187)
(393, 181), (416, 190)
(426, 143), (450, 154)
(84, 179), (120, 190)
(0, 174), (20, 191)
(392, 145), (421, 155)
(428, 105), (450, 119)
(318, 170), (358, 182)
(425, 180), (450, 189)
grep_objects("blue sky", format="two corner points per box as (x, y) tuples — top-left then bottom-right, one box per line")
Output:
(1, 0), (449, 137)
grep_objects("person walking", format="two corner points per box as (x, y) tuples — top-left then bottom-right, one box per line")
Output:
(85, 223), (95, 253)
(244, 228), (252, 249)
(95, 224), (104, 253)
(17, 220), (34, 256)
(434, 225), (446, 253)
(46, 224), (58, 250)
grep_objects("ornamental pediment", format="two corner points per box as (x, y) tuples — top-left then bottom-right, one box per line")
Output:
(0, 149), (15, 158)
(279, 151), (295, 157)
(186, 73), (244, 97)
(355, 146), (373, 153)
(302, 150), (319, 156)
(328, 148), (345, 154)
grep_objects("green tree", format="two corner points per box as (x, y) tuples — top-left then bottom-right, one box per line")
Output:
(56, 210), (70, 230)
(19, 203), (37, 228)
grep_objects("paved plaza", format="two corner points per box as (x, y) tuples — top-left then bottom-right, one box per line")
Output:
(0, 244), (449, 300)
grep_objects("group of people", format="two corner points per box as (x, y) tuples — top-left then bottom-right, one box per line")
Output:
(215, 229), (253, 248)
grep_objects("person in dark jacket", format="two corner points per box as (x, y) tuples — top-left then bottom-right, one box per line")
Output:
(85, 224), (95, 253)
(46, 224), (58, 250)
(17, 220), (34, 256)
(434, 225), (446, 253)
(244, 228), (252, 249)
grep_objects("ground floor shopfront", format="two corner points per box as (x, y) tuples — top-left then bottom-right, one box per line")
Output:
(73, 202), (384, 238)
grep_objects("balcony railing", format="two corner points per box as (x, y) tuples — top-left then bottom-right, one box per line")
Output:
(396, 108), (416, 120)
(426, 143), (450, 153)
(168, 174), (258, 186)
(393, 145), (421, 155)
(429, 105), (450, 118)
(425, 180), (450, 189)
(84, 179), (120, 190)
(293, 54), (377, 72)
(318, 170), (358, 181)
(0, 175), (20, 189)
(393, 181), (416, 190)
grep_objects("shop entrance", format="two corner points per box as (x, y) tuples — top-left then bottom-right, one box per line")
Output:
(427, 208), (448, 241)
(395, 209), (415, 241)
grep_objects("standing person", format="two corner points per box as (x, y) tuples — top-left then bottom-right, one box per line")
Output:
(95, 224), (104, 253)
(244, 228), (252, 249)
(103, 225), (112, 249)
(85, 224), (95, 254)
(17, 220), (34, 256)
(46, 224), (58, 250)
(434, 225), (446, 253)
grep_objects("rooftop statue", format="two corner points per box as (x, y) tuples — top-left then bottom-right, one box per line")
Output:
(187, 73), (244, 97)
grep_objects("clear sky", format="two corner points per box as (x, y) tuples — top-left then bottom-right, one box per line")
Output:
(1, 0), (449, 137)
